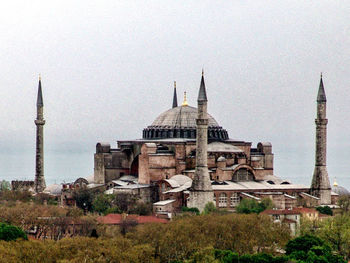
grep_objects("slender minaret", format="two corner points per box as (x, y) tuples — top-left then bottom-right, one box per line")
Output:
(188, 71), (213, 212)
(34, 76), (46, 193)
(311, 74), (331, 204)
(172, 81), (178, 108)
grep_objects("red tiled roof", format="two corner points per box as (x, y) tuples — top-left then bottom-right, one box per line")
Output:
(137, 216), (168, 224)
(97, 214), (122, 224)
(97, 214), (168, 225)
(262, 209), (300, 215)
(293, 207), (318, 214)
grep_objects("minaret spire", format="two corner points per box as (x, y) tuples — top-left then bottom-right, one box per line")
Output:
(317, 72), (326, 102)
(311, 74), (331, 204)
(187, 72), (213, 212)
(172, 81), (178, 108)
(198, 71), (207, 102)
(37, 75), (44, 107)
(34, 76), (46, 193)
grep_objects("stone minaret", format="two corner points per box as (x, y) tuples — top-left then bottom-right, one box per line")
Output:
(172, 81), (178, 108)
(188, 71), (213, 212)
(34, 76), (46, 193)
(311, 74), (331, 204)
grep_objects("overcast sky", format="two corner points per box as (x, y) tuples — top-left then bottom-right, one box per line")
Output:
(1, 1), (350, 186)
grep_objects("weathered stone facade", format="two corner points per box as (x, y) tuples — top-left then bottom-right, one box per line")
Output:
(311, 76), (331, 205)
(34, 77), (46, 193)
(94, 75), (340, 211)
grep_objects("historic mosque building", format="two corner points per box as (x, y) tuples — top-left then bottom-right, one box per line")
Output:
(11, 73), (344, 214)
(93, 73), (338, 213)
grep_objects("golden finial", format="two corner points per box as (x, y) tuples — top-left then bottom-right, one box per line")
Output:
(39, 74), (41, 81)
(182, 91), (188, 106)
(202, 68), (204, 76)
(320, 72), (323, 79)
(333, 177), (338, 187)
(174, 81), (176, 89)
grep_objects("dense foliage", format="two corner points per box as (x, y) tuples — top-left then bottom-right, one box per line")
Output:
(316, 206), (333, 216)
(0, 223), (27, 241)
(0, 212), (290, 262)
(236, 198), (273, 214)
(285, 235), (345, 262)
(182, 206), (200, 215)
(0, 199), (348, 262)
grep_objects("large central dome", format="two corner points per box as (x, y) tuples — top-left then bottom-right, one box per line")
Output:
(152, 106), (219, 128)
(143, 105), (228, 141)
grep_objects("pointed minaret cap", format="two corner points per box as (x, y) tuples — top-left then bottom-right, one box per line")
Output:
(172, 81), (178, 108)
(198, 69), (207, 102)
(37, 75), (44, 107)
(317, 73), (327, 102)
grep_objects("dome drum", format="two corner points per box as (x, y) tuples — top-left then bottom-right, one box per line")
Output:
(142, 126), (228, 140)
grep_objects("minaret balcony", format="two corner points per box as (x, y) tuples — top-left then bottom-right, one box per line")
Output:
(35, 119), (46, 125)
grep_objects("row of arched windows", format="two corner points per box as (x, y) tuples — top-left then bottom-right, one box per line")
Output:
(214, 192), (240, 207)
(142, 128), (229, 140)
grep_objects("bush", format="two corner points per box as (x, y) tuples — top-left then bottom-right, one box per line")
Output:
(203, 202), (216, 214)
(316, 206), (333, 216)
(104, 206), (122, 215)
(0, 223), (27, 241)
(182, 207), (200, 215)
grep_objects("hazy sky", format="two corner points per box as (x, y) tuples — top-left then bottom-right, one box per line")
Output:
(1, 1), (350, 186)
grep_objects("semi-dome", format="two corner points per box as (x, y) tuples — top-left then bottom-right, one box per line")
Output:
(143, 105), (228, 141)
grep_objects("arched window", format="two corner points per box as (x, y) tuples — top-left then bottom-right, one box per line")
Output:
(233, 168), (254, 182)
(230, 193), (240, 207)
(219, 193), (227, 207)
(213, 193), (216, 203)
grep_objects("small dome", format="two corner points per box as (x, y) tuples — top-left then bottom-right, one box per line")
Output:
(217, 156), (226, 162)
(86, 175), (94, 184)
(44, 184), (62, 196)
(332, 184), (350, 196)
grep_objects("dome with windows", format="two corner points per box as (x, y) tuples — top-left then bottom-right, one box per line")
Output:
(143, 105), (228, 140)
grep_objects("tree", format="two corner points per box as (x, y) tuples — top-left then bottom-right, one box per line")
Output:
(113, 193), (137, 213)
(129, 202), (152, 216)
(338, 196), (350, 214)
(317, 214), (350, 259)
(286, 234), (346, 263)
(92, 194), (113, 215)
(73, 188), (94, 211)
(316, 206), (333, 216)
(286, 234), (325, 255)
(236, 198), (272, 214)
(0, 223), (27, 241)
